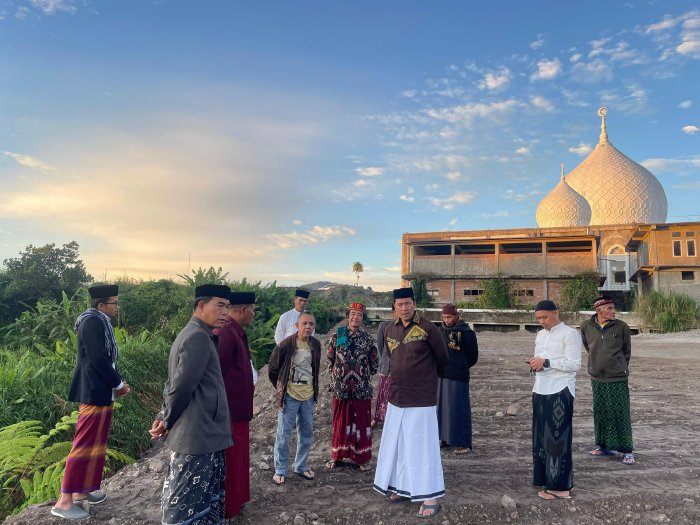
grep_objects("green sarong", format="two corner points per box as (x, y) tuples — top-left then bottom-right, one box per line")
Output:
(591, 380), (633, 453)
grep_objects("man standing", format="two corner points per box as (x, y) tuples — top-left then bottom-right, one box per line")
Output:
(214, 291), (257, 520)
(274, 289), (310, 344)
(149, 284), (232, 525)
(527, 300), (582, 500)
(580, 296), (635, 465)
(438, 304), (478, 455)
(51, 285), (130, 520)
(373, 288), (448, 519)
(268, 311), (321, 485)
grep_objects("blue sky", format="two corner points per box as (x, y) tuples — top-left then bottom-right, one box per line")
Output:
(0, 1), (698, 291)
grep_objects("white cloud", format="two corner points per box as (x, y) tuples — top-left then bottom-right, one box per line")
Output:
(569, 53), (582, 62)
(355, 166), (384, 177)
(530, 37), (545, 50)
(503, 189), (541, 202)
(571, 59), (613, 83)
(569, 143), (592, 155)
(14, 6), (29, 18)
(644, 16), (679, 34)
(530, 95), (555, 112)
(425, 99), (519, 126)
(448, 218), (458, 226)
(682, 125), (699, 134)
(446, 171), (462, 181)
(679, 100), (693, 109)
(478, 68), (511, 91)
(292, 219), (302, 225)
(677, 36), (700, 58)
(400, 90), (418, 99)
(641, 155), (700, 174)
(399, 194), (415, 202)
(530, 58), (561, 81)
(30, 0), (76, 14)
(265, 225), (356, 249)
(2, 150), (56, 173)
(428, 191), (475, 210)
(354, 179), (371, 187)
(515, 147), (529, 155)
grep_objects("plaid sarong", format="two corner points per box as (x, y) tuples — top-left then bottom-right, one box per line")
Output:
(61, 404), (113, 493)
(162, 450), (225, 525)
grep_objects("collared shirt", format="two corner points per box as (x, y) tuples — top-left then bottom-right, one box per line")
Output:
(274, 308), (316, 344)
(532, 322), (582, 396)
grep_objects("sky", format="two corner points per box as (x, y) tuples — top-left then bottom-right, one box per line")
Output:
(0, 1), (699, 291)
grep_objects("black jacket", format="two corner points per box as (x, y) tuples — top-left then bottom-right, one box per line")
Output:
(440, 319), (478, 383)
(68, 316), (123, 406)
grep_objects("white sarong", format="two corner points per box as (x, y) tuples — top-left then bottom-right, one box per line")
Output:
(373, 403), (445, 502)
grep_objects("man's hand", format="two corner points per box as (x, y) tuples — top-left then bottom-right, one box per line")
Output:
(149, 419), (168, 441)
(527, 356), (546, 372)
(115, 383), (131, 397)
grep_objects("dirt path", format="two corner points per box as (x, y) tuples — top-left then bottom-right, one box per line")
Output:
(6, 329), (700, 524)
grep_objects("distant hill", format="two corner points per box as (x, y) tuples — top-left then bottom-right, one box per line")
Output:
(297, 282), (393, 307)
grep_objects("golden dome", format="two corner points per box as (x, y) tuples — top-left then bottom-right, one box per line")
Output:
(565, 108), (668, 225)
(536, 165), (592, 228)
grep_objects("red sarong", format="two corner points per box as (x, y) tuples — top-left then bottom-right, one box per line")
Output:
(331, 398), (372, 464)
(61, 404), (113, 493)
(224, 420), (250, 517)
(373, 374), (391, 425)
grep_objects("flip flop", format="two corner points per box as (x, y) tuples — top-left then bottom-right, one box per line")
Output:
(357, 463), (372, 472)
(387, 493), (410, 503)
(454, 447), (471, 455)
(589, 447), (615, 457)
(417, 503), (441, 518)
(272, 474), (285, 485)
(325, 459), (339, 469)
(295, 470), (315, 481)
(538, 490), (571, 500)
(622, 453), (635, 465)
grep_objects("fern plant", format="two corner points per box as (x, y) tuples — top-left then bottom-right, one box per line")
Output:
(0, 410), (135, 518)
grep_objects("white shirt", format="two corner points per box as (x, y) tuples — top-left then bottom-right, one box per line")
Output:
(274, 308), (302, 344)
(532, 322), (582, 396)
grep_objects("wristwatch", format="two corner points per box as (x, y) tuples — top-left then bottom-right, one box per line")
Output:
(543, 359), (550, 369)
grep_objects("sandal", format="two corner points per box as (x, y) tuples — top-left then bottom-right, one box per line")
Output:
(295, 469), (315, 481)
(325, 459), (339, 469)
(272, 474), (285, 485)
(589, 447), (615, 457)
(622, 453), (635, 465)
(417, 503), (441, 518)
(454, 447), (471, 455)
(538, 489), (571, 500)
(387, 492), (410, 503)
(357, 463), (372, 472)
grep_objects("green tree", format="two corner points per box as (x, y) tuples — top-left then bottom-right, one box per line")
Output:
(405, 273), (434, 308)
(1, 242), (92, 325)
(352, 261), (364, 286)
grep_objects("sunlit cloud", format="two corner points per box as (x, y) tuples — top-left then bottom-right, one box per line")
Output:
(530, 36), (545, 50)
(641, 155), (700, 174)
(678, 100), (693, 109)
(355, 166), (384, 177)
(2, 150), (56, 173)
(503, 189), (541, 202)
(428, 191), (475, 210)
(29, 0), (76, 15)
(424, 99), (519, 126)
(682, 125), (699, 134)
(480, 210), (509, 219)
(446, 171), (462, 181)
(530, 58), (561, 81)
(515, 147), (529, 155)
(530, 95), (555, 112)
(478, 67), (511, 91)
(265, 225), (356, 249)
(399, 194), (415, 202)
(569, 143), (593, 155)
(354, 179), (371, 187)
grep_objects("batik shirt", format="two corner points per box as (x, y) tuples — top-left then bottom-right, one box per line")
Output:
(327, 328), (379, 401)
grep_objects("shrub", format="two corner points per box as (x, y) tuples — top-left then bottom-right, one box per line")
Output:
(635, 291), (700, 333)
(474, 275), (515, 309)
(404, 273), (434, 308)
(560, 271), (600, 312)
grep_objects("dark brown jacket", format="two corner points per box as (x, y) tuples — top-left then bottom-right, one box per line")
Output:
(268, 333), (322, 409)
(385, 312), (449, 407)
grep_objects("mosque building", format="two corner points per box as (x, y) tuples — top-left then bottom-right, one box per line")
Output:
(401, 108), (700, 308)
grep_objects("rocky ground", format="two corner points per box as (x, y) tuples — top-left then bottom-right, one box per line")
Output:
(5, 327), (700, 525)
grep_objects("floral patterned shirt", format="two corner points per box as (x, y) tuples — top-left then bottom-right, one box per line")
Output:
(327, 327), (379, 400)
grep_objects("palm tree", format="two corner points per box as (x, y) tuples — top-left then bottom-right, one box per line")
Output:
(352, 261), (364, 287)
